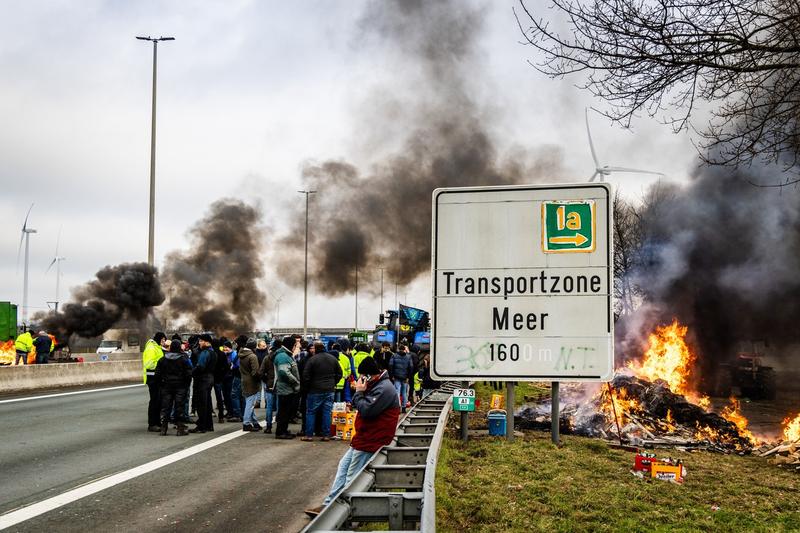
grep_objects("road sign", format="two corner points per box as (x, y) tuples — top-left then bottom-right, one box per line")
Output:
(431, 183), (614, 382)
(452, 388), (476, 411)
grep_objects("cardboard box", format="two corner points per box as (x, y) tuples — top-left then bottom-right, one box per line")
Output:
(634, 453), (656, 473)
(333, 402), (347, 413)
(651, 462), (685, 483)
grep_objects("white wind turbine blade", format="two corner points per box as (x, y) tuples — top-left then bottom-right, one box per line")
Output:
(602, 166), (665, 176)
(55, 226), (62, 257)
(46, 257), (57, 273)
(585, 108), (601, 170)
(17, 203), (34, 273)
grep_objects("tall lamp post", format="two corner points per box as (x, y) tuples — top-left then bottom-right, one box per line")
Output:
(298, 190), (316, 337)
(136, 35), (174, 266)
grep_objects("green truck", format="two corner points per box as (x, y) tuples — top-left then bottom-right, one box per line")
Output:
(0, 301), (18, 341)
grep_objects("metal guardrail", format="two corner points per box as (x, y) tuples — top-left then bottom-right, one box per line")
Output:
(302, 381), (458, 532)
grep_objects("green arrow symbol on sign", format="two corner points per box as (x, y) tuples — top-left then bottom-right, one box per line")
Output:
(548, 234), (588, 246)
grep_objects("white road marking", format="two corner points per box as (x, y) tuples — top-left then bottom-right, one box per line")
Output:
(0, 424), (255, 530)
(0, 383), (143, 404)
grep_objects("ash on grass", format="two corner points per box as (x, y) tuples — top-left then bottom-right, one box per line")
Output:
(436, 402), (800, 532)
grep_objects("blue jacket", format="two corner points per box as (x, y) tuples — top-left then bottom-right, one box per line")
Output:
(194, 346), (216, 378)
(388, 353), (414, 380)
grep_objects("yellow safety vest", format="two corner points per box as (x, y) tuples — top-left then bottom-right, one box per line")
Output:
(142, 339), (164, 383)
(14, 332), (33, 353)
(336, 353), (351, 389)
(353, 351), (371, 377)
(413, 372), (421, 391)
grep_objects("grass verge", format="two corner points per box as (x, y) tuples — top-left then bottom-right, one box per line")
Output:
(436, 383), (800, 532)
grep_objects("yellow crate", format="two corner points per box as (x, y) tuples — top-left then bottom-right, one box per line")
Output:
(651, 462), (685, 483)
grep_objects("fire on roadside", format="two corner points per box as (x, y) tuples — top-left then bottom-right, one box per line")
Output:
(626, 319), (710, 408)
(783, 413), (800, 442)
(0, 340), (14, 365)
(720, 396), (756, 444)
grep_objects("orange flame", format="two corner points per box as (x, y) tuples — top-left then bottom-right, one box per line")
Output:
(0, 340), (15, 365)
(783, 413), (800, 442)
(627, 320), (710, 407)
(720, 396), (756, 444)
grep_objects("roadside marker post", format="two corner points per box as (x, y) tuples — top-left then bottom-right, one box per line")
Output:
(453, 384), (474, 443)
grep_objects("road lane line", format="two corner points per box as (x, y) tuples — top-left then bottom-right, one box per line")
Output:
(0, 383), (143, 404)
(0, 425), (251, 530)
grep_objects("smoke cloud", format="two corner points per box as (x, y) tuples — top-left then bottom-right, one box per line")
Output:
(275, 0), (564, 296)
(161, 198), (267, 334)
(40, 262), (164, 340)
(618, 165), (800, 380)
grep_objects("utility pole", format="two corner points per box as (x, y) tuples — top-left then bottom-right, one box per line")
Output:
(354, 265), (359, 330)
(379, 266), (385, 317)
(136, 35), (174, 266)
(298, 190), (316, 337)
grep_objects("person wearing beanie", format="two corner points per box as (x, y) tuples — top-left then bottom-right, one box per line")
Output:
(155, 339), (192, 436)
(259, 339), (279, 433)
(388, 343), (414, 413)
(273, 335), (301, 439)
(239, 337), (263, 431)
(143, 331), (168, 432)
(306, 355), (400, 516)
(189, 334), (217, 433)
(301, 342), (342, 441)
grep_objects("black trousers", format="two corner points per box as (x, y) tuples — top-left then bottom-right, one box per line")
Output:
(146, 375), (161, 427)
(193, 375), (215, 431)
(160, 384), (188, 425)
(276, 393), (299, 437)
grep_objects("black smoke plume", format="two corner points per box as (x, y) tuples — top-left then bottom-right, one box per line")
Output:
(618, 165), (800, 381)
(161, 198), (266, 334)
(41, 262), (164, 340)
(275, 0), (564, 295)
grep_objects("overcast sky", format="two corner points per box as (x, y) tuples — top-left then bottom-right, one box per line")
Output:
(0, 1), (700, 331)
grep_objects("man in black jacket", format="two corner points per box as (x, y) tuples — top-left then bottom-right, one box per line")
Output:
(189, 334), (217, 434)
(155, 340), (192, 436)
(32, 331), (52, 364)
(301, 342), (342, 441)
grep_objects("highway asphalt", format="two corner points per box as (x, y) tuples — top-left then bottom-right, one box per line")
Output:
(0, 384), (349, 532)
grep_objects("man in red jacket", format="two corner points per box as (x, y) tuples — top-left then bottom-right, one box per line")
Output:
(306, 357), (401, 515)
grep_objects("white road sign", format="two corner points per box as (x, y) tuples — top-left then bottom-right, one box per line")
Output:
(430, 183), (614, 381)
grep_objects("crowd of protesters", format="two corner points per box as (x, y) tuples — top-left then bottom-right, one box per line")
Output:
(142, 331), (440, 439)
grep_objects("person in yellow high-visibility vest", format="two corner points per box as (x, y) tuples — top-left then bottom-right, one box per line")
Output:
(14, 329), (33, 366)
(413, 371), (422, 402)
(334, 344), (351, 403)
(142, 332), (167, 432)
(352, 343), (372, 378)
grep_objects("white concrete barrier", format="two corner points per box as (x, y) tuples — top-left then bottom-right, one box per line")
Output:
(0, 361), (141, 393)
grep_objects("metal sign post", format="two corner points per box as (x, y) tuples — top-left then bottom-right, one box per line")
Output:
(506, 382), (515, 441)
(551, 381), (560, 445)
(453, 385), (475, 443)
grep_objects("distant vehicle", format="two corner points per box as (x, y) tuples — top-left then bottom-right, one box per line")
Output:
(377, 304), (430, 347)
(710, 342), (776, 400)
(95, 328), (141, 356)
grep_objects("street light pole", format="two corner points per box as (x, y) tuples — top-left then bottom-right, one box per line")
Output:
(355, 265), (359, 330)
(298, 190), (316, 337)
(136, 35), (174, 266)
(379, 267), (385, 315)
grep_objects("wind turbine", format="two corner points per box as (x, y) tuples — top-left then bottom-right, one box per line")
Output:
(46, 228), (66, 313)
(16, 204), (37, 326)
(586, 109), (666, 182)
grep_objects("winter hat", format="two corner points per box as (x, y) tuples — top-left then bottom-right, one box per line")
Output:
(199, 333), (213, 343)
(246, 338), (258, 350)
(338, 338), (351, 352)
(357, 357), (380, 376)
(154, 331), (167, 343)
(169, 339), (183, 353)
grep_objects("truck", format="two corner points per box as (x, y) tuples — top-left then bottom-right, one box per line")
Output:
(376, 304), (430, 349)
(709, 342), (777, 400)
(0, 301), (19, 365)
(94, 328), (142, 361)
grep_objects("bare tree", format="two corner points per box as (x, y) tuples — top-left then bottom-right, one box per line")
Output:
(612, 191), (643, 319)
(516, 0), (800, 183)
